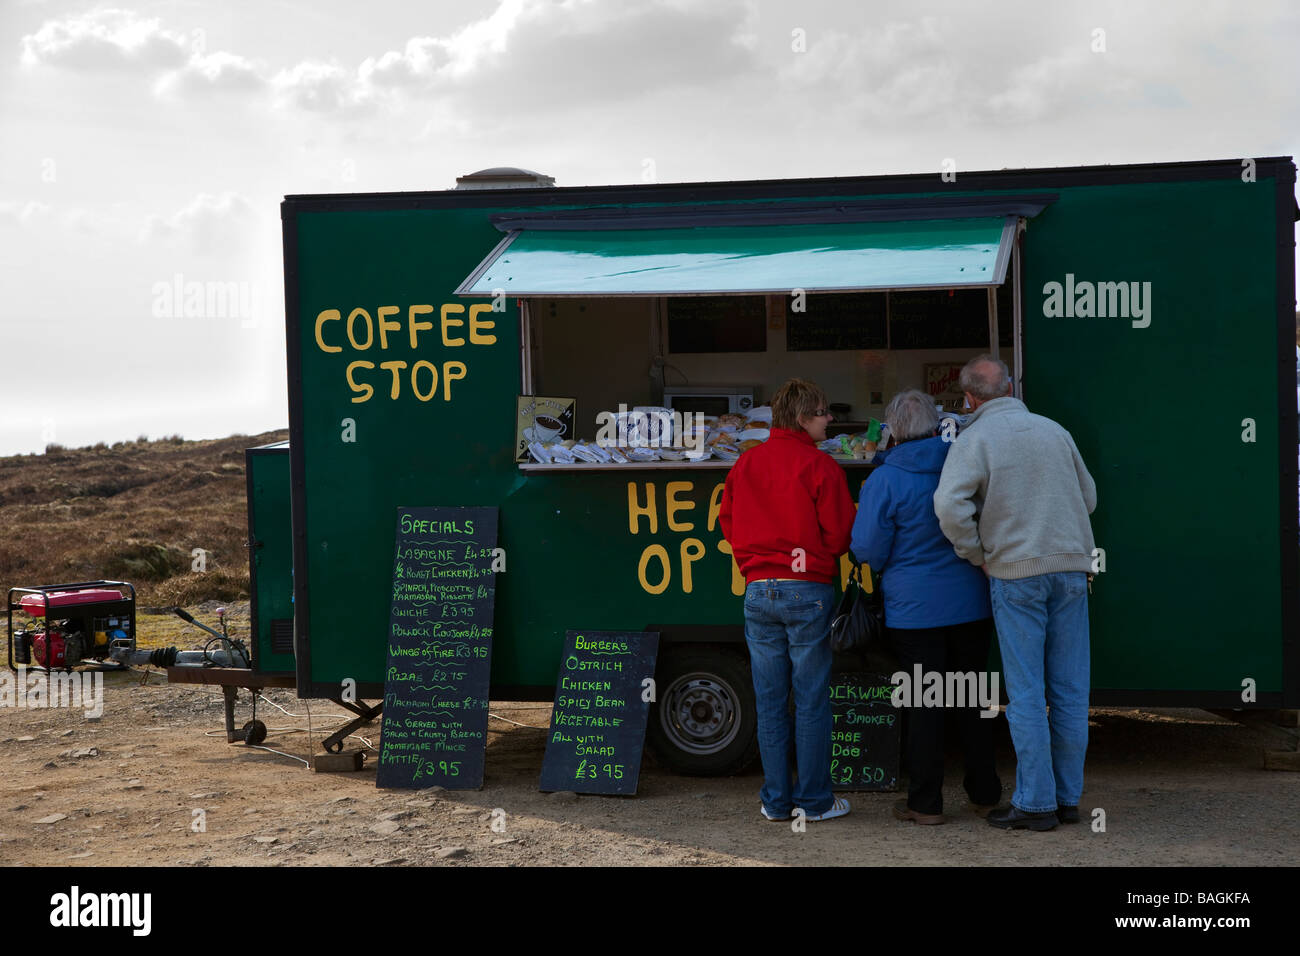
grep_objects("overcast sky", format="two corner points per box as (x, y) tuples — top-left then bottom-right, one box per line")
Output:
(1, 0), (1296, 454)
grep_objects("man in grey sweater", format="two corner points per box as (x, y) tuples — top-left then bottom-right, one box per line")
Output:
(934, 355), (1097, 831)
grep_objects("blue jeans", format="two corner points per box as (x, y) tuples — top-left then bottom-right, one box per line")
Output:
(743, 579), (834, 816)
(989, 572), (1090, 813)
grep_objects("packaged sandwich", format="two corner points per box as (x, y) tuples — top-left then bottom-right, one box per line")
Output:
(711, 440), (741, 461)
(547, 443), (577, 464)
(570, 442), (607, 464)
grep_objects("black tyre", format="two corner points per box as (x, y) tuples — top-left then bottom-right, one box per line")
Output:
(647, 646), (758, 776)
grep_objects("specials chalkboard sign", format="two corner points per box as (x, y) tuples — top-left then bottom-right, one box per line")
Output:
(786, 292), (888, 351)
(539, 630), (660, 795)
(376, 506), (498, 790)
(829, 672), (900, 792)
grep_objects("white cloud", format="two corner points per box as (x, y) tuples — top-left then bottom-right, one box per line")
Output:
(358, 36), (448, 90)
(769, 15), (1172, 130)
(270, 60), (376, 114)
(983, 49), (1119, 124)
(231, 0), (758, 115)
(20, 8), (262, 99)
(0, 200), (53, 226)
(154, 50), (265, 97)
(438, 0), (757, 106)
(141, 192), (259, 253)
(21, 8), (189, 71)
(17, 0), (760, 117)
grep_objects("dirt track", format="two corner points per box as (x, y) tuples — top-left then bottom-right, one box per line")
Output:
(2, 661), (1298, 867)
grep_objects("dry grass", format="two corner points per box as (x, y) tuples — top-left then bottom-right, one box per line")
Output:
(0, 429), (288, 609)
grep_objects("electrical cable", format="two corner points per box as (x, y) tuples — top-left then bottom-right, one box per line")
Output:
(488, 712), (549, 729)
(246, 745), (309, 766)
(257, 695), (347, 722)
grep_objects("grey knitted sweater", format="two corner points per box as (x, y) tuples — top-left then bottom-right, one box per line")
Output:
(934, 397), (1097, 580)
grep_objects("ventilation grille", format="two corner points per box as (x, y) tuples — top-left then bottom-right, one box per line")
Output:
(270, 618), (294, 655)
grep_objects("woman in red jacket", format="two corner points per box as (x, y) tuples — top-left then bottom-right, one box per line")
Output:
(720, 378), (857, 823)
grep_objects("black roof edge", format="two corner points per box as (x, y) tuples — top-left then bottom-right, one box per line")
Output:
(280, 156), (1296, 216)
(488, 194), (1058, 231)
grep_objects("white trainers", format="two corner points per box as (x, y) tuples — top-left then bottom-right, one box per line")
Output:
(802, 795), (851, 822)
(760, 804), (791, 822)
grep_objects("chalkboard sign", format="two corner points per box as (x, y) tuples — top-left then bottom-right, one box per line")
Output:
(888, 288), (1013, 349)
(888, 289), (989, 349)
(539, 630), (660, 795)
(376, 506), (498, 790)
(667, 296), (767, 353)
(786, 292), (887, 351)
(829, 672), (900, 791)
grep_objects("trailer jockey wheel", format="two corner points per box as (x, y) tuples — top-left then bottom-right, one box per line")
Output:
(242, 720), (267, 745)
(323, 738), (344, 754)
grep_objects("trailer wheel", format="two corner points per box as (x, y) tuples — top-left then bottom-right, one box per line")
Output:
(648, 647), (758, 776)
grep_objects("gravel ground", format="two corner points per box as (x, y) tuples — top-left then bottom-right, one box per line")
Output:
(1, 654), (1297, 867)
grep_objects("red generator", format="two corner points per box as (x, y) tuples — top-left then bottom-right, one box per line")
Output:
(7, 581), (136, 670)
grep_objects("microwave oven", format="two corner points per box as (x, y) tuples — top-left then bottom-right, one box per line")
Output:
(662, 386), (759, 417)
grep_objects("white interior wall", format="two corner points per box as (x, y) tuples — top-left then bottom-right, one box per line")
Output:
(533, 298), (654, 439)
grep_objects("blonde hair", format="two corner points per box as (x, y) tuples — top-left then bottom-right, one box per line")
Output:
(771, 378), (828, 431)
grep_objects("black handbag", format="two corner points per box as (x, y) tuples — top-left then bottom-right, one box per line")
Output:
(829, 563), (884, 653)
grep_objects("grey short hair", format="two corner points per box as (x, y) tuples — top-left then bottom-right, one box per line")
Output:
(884, 389), (939, 441)
(959, 354), (1011, 401)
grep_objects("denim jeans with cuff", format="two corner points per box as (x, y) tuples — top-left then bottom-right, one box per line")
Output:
(743, 579), (834, 817)
(989, 572), (1090, 813)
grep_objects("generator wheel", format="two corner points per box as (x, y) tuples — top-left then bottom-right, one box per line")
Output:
(647, 646), (758, 777)
(242, 719), (267, 745)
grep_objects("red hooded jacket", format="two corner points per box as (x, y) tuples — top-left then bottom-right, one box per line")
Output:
(719, 427), (856, 584)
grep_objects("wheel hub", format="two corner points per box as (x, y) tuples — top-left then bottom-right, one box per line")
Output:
(661, 673), (742, 756)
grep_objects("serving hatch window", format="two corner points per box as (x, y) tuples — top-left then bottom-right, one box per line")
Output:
(454, 204), (1038, 466)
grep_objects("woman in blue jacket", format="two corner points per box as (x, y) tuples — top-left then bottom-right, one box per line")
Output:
(851, 390), (1000, 824)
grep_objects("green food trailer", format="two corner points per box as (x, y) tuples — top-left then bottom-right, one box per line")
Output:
(245, 440), (293, 677)
(270, 157), (1298, 776)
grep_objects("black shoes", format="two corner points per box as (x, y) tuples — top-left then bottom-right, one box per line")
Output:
(986, 804), (1058, 831)
(1056, 805), (1080, 824)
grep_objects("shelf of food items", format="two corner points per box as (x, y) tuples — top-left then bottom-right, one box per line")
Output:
(520, 406), (891, 470)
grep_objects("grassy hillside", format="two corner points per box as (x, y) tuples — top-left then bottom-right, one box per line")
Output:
(0, 430), (288, 607)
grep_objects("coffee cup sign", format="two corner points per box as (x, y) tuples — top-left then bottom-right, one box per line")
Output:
(529, 414), (566, 442)
(516, 396), (576, 462)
